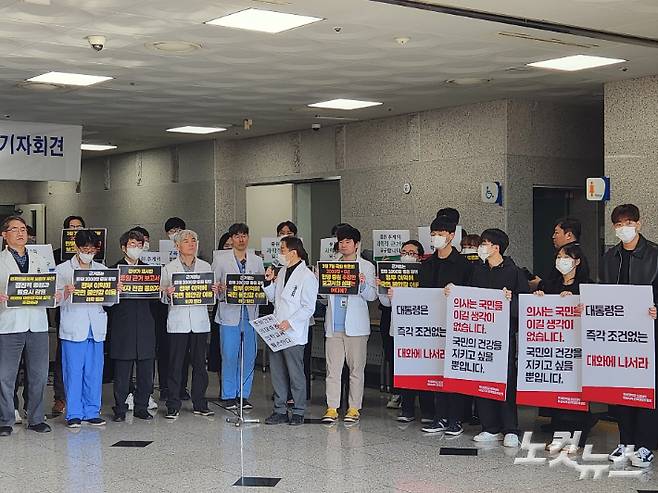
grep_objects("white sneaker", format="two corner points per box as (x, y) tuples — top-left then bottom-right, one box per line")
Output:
(125, 393), (134, 411)
(386, 395), (401, 409)
(503, 433), (520, 448)
(148, 396), (158, 410)
(608, 444), (627, 462)
(473, 431), (504, 442)
(14, 409), (22, 424)
(631, 447), (654, 468)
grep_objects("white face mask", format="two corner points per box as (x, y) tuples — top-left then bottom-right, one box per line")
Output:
(431, 235), (448, 250)
(126, 247), (143, 261)
(615, 225), (637, 244)
(400, 254), (417, 263)
(277, 253), (289, 267)
(462, 248), (477, 255)
(555, 257), (576, 275)
(143, 241), (150, 252)
(477, 245), (491, 261)
(78, 252), (94, 264)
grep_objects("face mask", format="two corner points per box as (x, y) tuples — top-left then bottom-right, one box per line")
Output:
(462, 248), (477, 255)
(477, 245), (491, 261)
(615, 226), (637, 244)
(168, 233), (177, 241)
(277, 253), (289, 266)
(400, 254), (417, 263)
(126, 247), (143, 261)
(555, 257), (575, 275)
(431, 235), (448, 250)
(143, 241), (150, 252)
(78, 252), (94, 264)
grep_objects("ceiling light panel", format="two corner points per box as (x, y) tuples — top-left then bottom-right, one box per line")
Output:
(166, 126), (227, 134)
(205, 8), (323, 34)
(308, 99), (383, 110)
(527, 55), (626, 71)
(27, 72), (113, 86)
(81, 144), (117, 151)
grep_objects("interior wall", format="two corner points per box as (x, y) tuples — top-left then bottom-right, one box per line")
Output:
(245, 183), (294, 249)
(0, 181), (29, 206)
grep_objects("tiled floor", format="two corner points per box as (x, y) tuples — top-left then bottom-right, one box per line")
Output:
(2, 371), (658, 493)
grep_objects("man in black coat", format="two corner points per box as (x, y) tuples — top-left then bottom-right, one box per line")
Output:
(109, 229), (157, 421)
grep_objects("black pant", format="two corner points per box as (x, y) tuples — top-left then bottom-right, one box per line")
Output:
(552, 410), (597, 448)
(53, 333), (65, 401)
(303, 328), (313, 399)
(155, 304), (169, 391)
(380, 328), (396, 392)
(13, 350), (28, 411)
(401, 390), (435, 419)
(477, 333), (518, 435)
(208, 320), (221, 374)
(434, 392), (468, 425)
(617, 405), (658, 449)
(113, 359), (154, 415)
(166, 332), (208, 412)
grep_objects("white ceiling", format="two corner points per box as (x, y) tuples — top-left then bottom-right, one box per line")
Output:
(0, 0), (657, 154)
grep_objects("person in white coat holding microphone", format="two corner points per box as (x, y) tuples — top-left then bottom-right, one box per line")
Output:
(263, 236), (318, 426)
(160, 229), (218, 420)
(322, 225), (377, 424)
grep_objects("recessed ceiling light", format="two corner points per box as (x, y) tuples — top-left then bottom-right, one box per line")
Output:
(445, 78), (492, 86)
(527, 55), (626, 71)
(205, 8), (323, 34)
(308, 99), (383, 110)
(147, 41), (202, 53)
(166, 126), (227, 134)
(81, 144), (117, 151)
(27, 71), (113, 87)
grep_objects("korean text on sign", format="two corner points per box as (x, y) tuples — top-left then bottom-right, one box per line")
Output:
(317, 261), (360, 295)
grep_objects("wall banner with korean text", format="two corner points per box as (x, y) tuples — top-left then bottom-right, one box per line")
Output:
(6, 273), (57, 308)
(373, 230), (410, 261)
(119, 265), (161, 300)
(517, 294), (587, 411)
(443, 286), (510, 401)
(225, 274), (267, 305)
(250, 314), (296, 352)
(392, 287), (447, 391)
(377, 261), (420, 294)
(581, 284), (655, 409)
(72, 269), (119, 304)
(317, 261), (359, 295)
(0, 121), (81, 181)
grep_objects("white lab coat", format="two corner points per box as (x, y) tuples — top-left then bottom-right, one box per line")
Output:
(0, 248), (50, 334)
(212, 250), (265, 326)
(160, 257), (212, 333)
(264, 262), (318, 346)
(324, 257), (377, 337)
(56, 257), (115, 342)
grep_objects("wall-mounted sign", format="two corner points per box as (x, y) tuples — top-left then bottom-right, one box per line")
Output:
(481, 182), (503, 206)
(586, 177), (610, 202)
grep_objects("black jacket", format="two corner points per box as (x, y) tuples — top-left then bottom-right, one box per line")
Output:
(471, 256), (530, 321)
(419, 247), (473, 289)
(107, 259), (157, 360)
(540, 240), (590, 289)
(600, 234), (658, 301)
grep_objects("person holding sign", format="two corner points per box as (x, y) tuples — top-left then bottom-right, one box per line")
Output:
(160, 229), (218, 420)
(468, 228), (529, 447)
(108, 230), (158, 422)
(322, 225), (377, 424)
(0, 216), (60, 437)
(56, 229), (118, 428)
(213, 223), (265, 411)
(600, 204), (658, 467)
(533, 243), (595, 450)
(262, 237), (318, 425)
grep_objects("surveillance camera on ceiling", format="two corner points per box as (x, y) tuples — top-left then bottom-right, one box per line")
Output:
(86, 35), (106, 52)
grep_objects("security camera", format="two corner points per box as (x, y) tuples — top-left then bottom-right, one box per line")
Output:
(311, 123), (321, 131)
(86, 35), (106, 52)
(333, 26), (342, 33)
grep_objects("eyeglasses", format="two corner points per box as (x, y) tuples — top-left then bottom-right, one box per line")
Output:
(5, 227), (27, 234)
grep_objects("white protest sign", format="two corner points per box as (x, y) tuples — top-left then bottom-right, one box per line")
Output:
(443, 285), (510, 401)
(261, 237), (280, 265)
(140, 251), (162, 266)
(250, 314), (296, 352)
(159, 240), (178, 263)
(417, 225), (463, 254)
(392, 288), (447, 391)
(517, 294), (586, 411)
(581, 284), (655, 409)
(320, 237), (338, 261)
(0, 121), (81, 181)
(372, 230), (410, 260)
(26, 244), (56, 272)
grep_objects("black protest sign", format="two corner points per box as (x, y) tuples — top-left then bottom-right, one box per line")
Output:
(317, 261), (359, 295)
(225, 274), (267, 305)
(377, 261), (421, 294)
(60, 228), (107, 262)
(171, 272), (215, 306)
(72, 269), (119, 304)
(6, 273), (57, 308)
(119, 265), (161, 300)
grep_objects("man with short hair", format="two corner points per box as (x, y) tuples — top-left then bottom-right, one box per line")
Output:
(0, 216), (58, 436)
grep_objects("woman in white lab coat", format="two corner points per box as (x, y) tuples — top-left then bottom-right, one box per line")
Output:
(263, 236), (318, 425)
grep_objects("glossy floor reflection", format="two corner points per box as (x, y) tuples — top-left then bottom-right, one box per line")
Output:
(2, 371), (658, 492)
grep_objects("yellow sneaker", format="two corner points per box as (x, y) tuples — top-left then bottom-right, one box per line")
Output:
(343, 407), (360, 423)
(322, 407), (339, 423)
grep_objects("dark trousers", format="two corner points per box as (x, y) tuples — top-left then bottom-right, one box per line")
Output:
(113, 359), (154, 415)
(271, 345), (306, 416)
(617, 405), (658, 450)
(434, 391), (468, 425)
(166, 332), (208, 412)
(208, 321), (221, 374)
(401, 390), (435, 419)
(53, 333), (65, 401)
(552, 410), (597, 447)
(155, 304), (169, 391)
(13, 350), (28, 411)
(476, 334), (518, 435)
(0, 332), (49, 427)
(380, 329), (397, 393)
(303, 328), (313, 398)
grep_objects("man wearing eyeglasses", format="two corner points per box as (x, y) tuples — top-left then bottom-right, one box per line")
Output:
(0, 216), (61, 437)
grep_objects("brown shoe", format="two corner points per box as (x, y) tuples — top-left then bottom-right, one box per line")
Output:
(52, 399), (65, 415)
